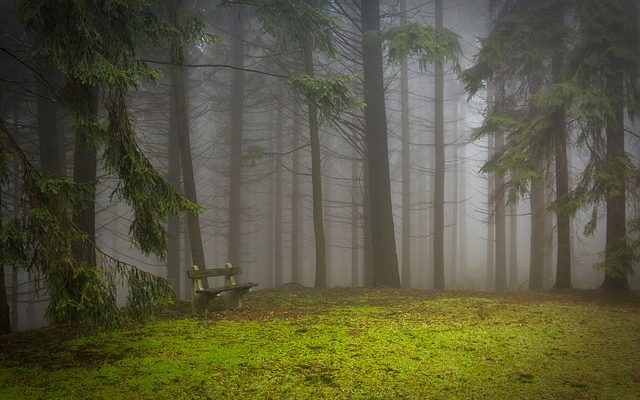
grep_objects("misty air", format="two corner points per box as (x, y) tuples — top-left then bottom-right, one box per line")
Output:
(1, 0), (639, 398)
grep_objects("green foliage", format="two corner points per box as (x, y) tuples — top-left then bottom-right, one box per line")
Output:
(236, 0), (338, 57)
(461, 0), (567, 96)
(102, 88), (201, 257)
(1, 0), (209, 326)
(385, 22), (461, 72)
(290, 74), (363, 123)
(2, 289), (640, 399)
(0, 123), (174, 326)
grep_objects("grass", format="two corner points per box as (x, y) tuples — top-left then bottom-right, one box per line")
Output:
(1, 287), (639, 399)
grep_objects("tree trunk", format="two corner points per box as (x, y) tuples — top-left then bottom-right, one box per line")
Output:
(303, 46), (327, 289)
(362, 161), (374, 287)
(274, 86), (284, 286)
(351, 150), (360, 287)
(433, 0), (445, 290)
(291, 96), (302, 284)
(486, 134), (495, 291)
(601, 62), (628, 290)
(72, 85), (98, 267)
(228, 7), (245, 269)
(494, 81), (507, 292)
(400, 0), (411, 289)
(361, 0), (400, 287)
(0, 187), (10, 333)
(509, 204), (518, 290)
(552, 54), (572, 289)
(166, 82), (182, 298)
(171, 54), (207, 275)
(529, 170), (545, 290)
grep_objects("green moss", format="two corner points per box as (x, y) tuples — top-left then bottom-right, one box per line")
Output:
(1, 289), (639, 399)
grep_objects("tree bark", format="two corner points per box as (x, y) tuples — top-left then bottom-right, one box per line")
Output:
(351, 150), (360, 287)
(361, 0), (400, 287)
(494, 81), (507, 292)
(433, 0), (445, 290)
(274, 86), (284, 286)
(303, 46), (327, 288)
(291, 96), (302, 284)
(529, 169), (545, 290)
(509, 204), (518, 290)
(72, 85), (98, 267)
(552, 54), (572, 289)
(400, 0), (411, 289)
(601, 61), (628, 290)
(228, 7), (245, 269)
(486, 134), (495, 291)
(166, 77), (181, 297)
(171, 54), (207, 275)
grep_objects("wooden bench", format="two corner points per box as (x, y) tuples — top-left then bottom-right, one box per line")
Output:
(187, 263), (257, 312)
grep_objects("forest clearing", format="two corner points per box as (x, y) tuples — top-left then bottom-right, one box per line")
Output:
(2, 288), (639, 399)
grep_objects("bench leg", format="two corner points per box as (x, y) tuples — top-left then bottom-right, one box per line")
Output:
(192, 292), (209, 313)
(220, 288), (250, 310)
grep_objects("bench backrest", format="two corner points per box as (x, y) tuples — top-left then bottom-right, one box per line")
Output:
(188, 263), (240, 290)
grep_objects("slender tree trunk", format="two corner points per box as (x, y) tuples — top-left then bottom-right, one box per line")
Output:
(228, 7), (245, 268)
(351, 151), (360, 287)
(486, 134), (495, 291)
(291, 97), (302, 284)
(274, 86), (284, 286)
(400, 0), (411, 288)
(433, 0), (445, 290)
(543, 196), (554, 288)
(166, 76), (181, 296)
(72, 85), (97, 267)
(509, 204), (518, 290)
(172, 54), (207, 274)
(602, 62), (628, 289)
(303, 47), (327, 288)
(361, 0), (400, 287)
(450, 98), (459, 289)
(529, 170), (545, 290)
(552, 55), (572, 289)
(362, 162), (374, 286)
(494, 82), (507, 292)
(0, 187), (10, 333)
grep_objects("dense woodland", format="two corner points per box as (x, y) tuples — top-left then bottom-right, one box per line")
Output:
(0, 0), (639, 333)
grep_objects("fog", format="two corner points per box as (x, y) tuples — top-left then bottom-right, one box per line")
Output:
(1, 0), (639, 331)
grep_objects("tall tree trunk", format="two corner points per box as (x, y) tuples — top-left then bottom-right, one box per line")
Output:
(509, 204), (518, 290)
(433, 0), (445, 290)
(172, 55), (207, 274)
(166, 73), (181, 296)
(291, 97), (302, 284)
(351, 151), (360, 287)
(0, 187), (10, 333)
(552, 54), (572, 289)
(486, 134), (495, 291)
(543, 196), (554, 288)
(494, 82), (507, 292)
(450, 98), (459, 289)
(303, 46), (327, 288)
(72, 85), (97, 267)
(362, 161), (374, 286)
(529, 169), (545, 290)
(400, 0), (411, 288)
(228, 7), (245, 269)
(601, 62), (628, 290)
(361, 0), (400, 287)
(38, 64), (65, 178)
(274, 86), (284, 286)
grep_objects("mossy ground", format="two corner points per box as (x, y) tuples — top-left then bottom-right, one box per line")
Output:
(1, 288), (639, 399)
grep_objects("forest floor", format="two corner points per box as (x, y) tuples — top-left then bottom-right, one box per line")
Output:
(1, 287), (639, 399)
